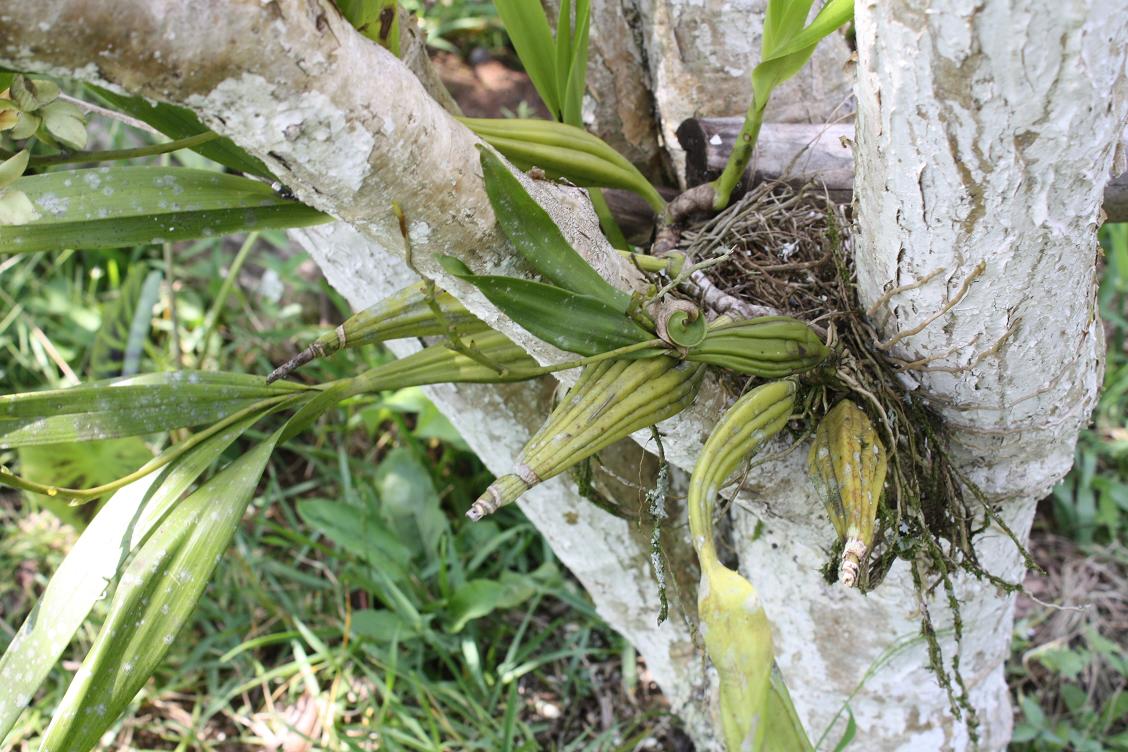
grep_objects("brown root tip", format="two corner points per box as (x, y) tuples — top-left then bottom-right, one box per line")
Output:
(266, 345), (318, 383)
(465, 473), (529, 521)
(839, 539), (867, 588)
(652, 184), (716, 256)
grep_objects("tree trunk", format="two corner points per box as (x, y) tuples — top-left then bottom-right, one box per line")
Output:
(3, 1), (1125, 749)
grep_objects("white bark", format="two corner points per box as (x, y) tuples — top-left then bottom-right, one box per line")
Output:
(2, 1), (1125, 749)
(841, 0), (1126, 746)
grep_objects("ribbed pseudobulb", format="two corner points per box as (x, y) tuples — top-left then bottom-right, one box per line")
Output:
(467, 356), (705, 520)
(807, 399), (887, 587)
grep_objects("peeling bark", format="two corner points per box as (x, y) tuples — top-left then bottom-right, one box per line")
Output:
(840, 0), (1127, 745)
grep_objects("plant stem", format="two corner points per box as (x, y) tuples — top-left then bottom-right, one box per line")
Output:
(28, 131), (219, 166)
(197, 231), (258, 366)
(0, 393), (303, 503)
(528, 337), (666, 377)
(617, 249), (667, 273)
(587, 188), (630, 250)
(712, 99), (765, 210)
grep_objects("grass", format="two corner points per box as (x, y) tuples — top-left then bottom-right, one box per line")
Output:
(1008, 222), (1128, 751)
(401, 0), (508, 56)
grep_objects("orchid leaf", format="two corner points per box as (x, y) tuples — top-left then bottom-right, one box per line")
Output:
(0, 166), (328, 254)
(479, 147), (631, 312)
(438, 255), (654, 357)
(37, 427), (281, 751)
(0, 370), (303, 447)
(493, 0), (560, 118)
(0, 410), (264, 741)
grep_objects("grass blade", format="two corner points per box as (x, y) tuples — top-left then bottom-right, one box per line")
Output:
(89, 265), (163, 379)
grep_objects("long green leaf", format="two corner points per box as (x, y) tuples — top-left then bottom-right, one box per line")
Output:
(753, 0), (853, 108)
(38, 429), (282, 751)
(0, 370), (303, 447)
(763, 0), (816, 56)
(554, 0), (574, 119)
(87, 85), (272, 178)
(561, 0), (590, 127)
(463, 118), (665, 211)
(769, 0), (853, 61)
(438, 255), (654, 357)
(479, 147), (632, 312)
(494, 0), (560, 118)
(0, 166), (328, 254)
(0, 410), (264, 741)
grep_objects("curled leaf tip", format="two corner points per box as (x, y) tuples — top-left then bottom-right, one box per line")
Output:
(652, 299), (705, 350)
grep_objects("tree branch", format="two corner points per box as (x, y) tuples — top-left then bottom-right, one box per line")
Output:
(678, 118), (1128, 222)
(0, 0), (649, 366)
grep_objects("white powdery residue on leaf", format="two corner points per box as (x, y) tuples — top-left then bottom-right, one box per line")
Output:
(34, 191), (69, 216)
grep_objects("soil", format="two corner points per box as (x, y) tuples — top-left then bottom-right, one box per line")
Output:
(432, 51), (551, 120)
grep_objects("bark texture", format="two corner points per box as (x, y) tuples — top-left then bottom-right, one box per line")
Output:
(558, 0), (857, 185)
(838, 0), (1127, 745)
(2, 1), (1125, 749)
(629, 0), (857, 184)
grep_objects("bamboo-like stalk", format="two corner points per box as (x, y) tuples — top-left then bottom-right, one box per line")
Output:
(808, 399), (887, 587)
(467, 356), (705, 520)
(267, 280), (487, 383)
